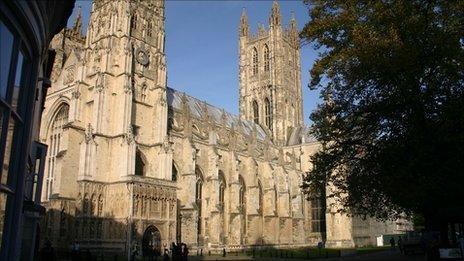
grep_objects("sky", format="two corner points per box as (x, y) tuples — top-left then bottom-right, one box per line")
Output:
(67, 0), (321, 125)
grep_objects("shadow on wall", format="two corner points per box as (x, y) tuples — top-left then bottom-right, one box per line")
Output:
(38, 202), (160, 259)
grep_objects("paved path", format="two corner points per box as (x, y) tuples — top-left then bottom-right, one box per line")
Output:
(187, 250), (425, 261)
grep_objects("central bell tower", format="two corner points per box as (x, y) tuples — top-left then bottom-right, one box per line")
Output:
(238, 1), (303, 144)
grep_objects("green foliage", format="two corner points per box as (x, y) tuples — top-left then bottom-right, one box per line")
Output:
(300, 0), (464, 221)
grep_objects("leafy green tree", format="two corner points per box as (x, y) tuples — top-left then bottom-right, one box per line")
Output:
(300, 0), (464, 230)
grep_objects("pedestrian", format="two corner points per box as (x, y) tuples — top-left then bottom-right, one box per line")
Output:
(390, 237), (396, 250)
(182, 243), (189, 261)
(130, 242), (139, 261)
(398, 236), (403, 254)
(458, 234), (464, 259)
(40, 239), (56, 261)
(163, 248), (170, 261)
(71, 240), (81, 261)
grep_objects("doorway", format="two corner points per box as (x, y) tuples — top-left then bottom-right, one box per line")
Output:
(142, 225), (161, 257)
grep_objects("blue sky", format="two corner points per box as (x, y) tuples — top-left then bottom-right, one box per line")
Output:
(68, 1), (320, 125)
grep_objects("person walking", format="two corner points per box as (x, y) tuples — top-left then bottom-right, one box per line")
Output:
(398, 236), (403, 254)
(390, 237), (396, 250)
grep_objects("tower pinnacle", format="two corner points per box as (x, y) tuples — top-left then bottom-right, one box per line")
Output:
(239, 7), (249, 37)
(269, 1), (281, 27)
(72, 5), (82, 36)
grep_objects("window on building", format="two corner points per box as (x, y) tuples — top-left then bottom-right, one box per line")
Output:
(195, 166), (204, 240)
(264, 44), (270, 72)
(172, 163), (178, 181)
(252, 47), (258, 75)
(218, 171), (226, 209)
(258, 180), (263, 215)
(239, 175), (247, 244)
(131, 14), (137, 30)
(44, 104), (69, 200)
(135, 149), (146, 176)
(238, 175), (246, 208)
(147, 22), (152, 37)
(252, 100), (259, 124)
(264, 97), (272, 130)
(310, 196), (326, 233)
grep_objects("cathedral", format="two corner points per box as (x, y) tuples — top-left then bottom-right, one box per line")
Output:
(40, 0), (406, 255)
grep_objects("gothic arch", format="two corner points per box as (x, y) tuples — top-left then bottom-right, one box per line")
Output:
(195, 165), (204, 244)
(172, 161), (178, 181)
(43, 103), (70, 200)
(252, 100), (259, 124)
(264, 44), (270, 71)
(264, 97), (272, 130)
(257, 180), (263, 215)
(135, 148), (147, 176)
(218, 170), (226, 207)
(42, 99), (70, 140)
(252, 47), (258, 75)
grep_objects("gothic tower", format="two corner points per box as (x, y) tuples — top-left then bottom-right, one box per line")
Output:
(40, 0), (176, 251)
(238, 1), (303, 144)
(79, 0), (171, 182)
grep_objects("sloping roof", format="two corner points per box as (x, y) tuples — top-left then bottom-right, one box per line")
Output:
(166, 87), (268, 140)
(286, 126), (317, 146)
(166, 87), (317, 145)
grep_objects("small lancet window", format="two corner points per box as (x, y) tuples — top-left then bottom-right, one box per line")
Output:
(264, 44), (270, 72)
(172, 163), (178, 182)
(147, 22), (153, 37)
(252, 47), (258, 75)
(264, 97), (272, 130)
(218, 171), (226, 208)
(252, 100), (259, 124)
(131, 14), (138, 30)
(135, 149), (146, 176)
(258, 180), (263, 215)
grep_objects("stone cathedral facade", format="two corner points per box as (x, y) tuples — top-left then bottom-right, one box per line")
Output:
(40, 0), (405, 255)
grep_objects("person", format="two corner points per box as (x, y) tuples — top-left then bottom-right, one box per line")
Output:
(40, 239), (56, 261)
(71, 240), (81, 261)
(458, 235), (464, 259)
(390, 237), (396, 250)
(131, 242), (139, 261)
(182, 243), (189, 261)
(163, 248), (170, 261)
(398, 236), (403, 254)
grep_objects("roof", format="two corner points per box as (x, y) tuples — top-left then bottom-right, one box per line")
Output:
(166, 87), (317, 145)
(166, 87), (268, 140)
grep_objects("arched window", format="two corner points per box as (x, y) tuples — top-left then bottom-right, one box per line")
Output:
(147, 22), (153, 37)
(135, 149), (146, 176)
(195, 166), (204, 241)
(258, 180), (263, 215)
(252, 100), (259, 124)
(264, 97), (272, 130)
(172, 163), (178, 181)
(218, 171), (226, 208)
(238, 175), (246, 209)
(264, 44), (270, 71)
(45, 103), (69, 200)
(131, 14), (137, 30)
(252, 47), (258, 75)
(140, 84), (147, 102)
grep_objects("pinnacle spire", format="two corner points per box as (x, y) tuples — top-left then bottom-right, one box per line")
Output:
(239, 7), (249, 37)
(73, 5), (82, 32)
(269, 0), (281, 27)
(290, 10), (297, 30)
(72, 5), (82, 36)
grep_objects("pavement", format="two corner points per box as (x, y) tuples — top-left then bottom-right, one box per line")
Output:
(187, 250), (425, 261)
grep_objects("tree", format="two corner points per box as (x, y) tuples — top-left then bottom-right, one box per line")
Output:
(300, 0), (464, 232)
